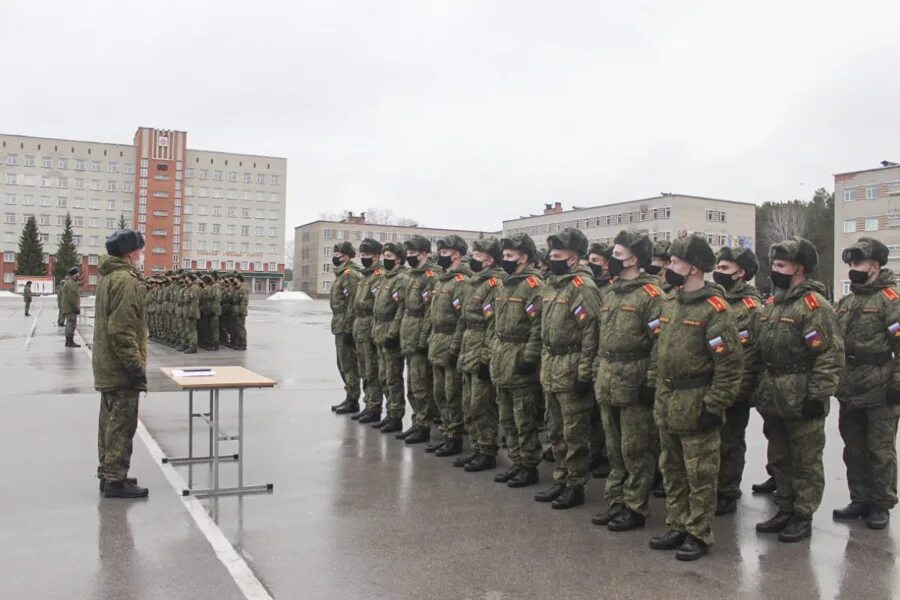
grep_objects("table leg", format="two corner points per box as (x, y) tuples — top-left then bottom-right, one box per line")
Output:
(238, 388), (244, 488)
(213, 388), (220, 492)
(188, 390), (194, 489)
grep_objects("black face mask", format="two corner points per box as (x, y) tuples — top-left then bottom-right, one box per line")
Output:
(501, 259), (520, 275)
(406, 255), (420, 269)
(644, 264), (662, 276)
(665, 268), (686, 288)
(848, 269), (870, 285)
(331, 256), (343, 267)
(589, 263), (605, 278)
(383, 258), (397, 271)
(548, 259), (571, 276)
(712, 271), (737, 290)
(607, 257), (628, 277)
(437, 255), (453, 270)
(361, 257), (374, 269)
(770, 270), (795, 290)
(469, 259), (484, 273)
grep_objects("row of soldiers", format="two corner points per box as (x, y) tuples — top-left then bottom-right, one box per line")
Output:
(144, 270), (250, 353)
(329, 229), (899, 561)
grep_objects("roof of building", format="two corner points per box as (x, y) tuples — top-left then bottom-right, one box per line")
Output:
(294, 220), (500, 236)
(834, 162), (900, 178)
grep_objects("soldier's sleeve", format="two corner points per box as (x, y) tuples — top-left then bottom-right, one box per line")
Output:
(702, 308), (743, 415)
(577, 287), (601, 383)
(107, 279), (146, 372)
(418, 278), (434, 350)
(879, 291), (900, 389)
(340, 274), (359, 334)
(388, 275), (406, 340)
(642, 293), (664, 389)
(804, 299), (845, 401)
(738, 305), (762, 402)
(450, 280), (470, 356)
(523, 284), (543, 365)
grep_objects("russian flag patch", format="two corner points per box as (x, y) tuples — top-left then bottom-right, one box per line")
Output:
(421, 289), (430, 302)
(572, 304), (587, 322)
(708, 336), (727, 354)
(525, 303), (538, 318)
(889, 322), (900, 337)
(804, 330), (823, 349)
(648, 318), (661, 335)
(452, 297), (462, 311)
(392, 290), (401, 302)
(739, 330), (750, 345)
(482, 303), (494, 318)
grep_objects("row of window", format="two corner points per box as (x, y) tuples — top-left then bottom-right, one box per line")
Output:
(505, 207), (674, 237)
(843, 218), (881, 233)
(182, 240), (278, 253)
(3, 173), (134, 192)
(184, 168), (279, 186)
(843, 182), (900, 203)
(3, 154), (134, 174)
(173, 259), (279, 272)
(184, 186), (280, 203)
(182, 204), (279, 219)
(320, 229), (486, 245)
(185, 222), (279, 238)
(4, 195), (127, 210)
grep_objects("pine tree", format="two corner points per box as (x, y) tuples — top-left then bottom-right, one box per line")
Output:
(16, 216), (47, 276)
(53, 212), (79, 283)
(118, 213), (127, 230)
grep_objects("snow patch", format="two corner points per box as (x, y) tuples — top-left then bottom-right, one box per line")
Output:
(267, 290), (312, 301)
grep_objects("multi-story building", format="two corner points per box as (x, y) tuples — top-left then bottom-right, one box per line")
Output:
(294, 212), (500, 297)
(0, 127), (287, 293)
(833, 161), (900, 300)
(503, 194), (756, 254)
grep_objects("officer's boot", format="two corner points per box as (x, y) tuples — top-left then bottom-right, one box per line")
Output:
(464, 454), (497, 472)
(380, 417), (403, 433)
(551, 485), (585, 510)
(866, 506), (890, 530)
(675, 535), (709, 561)
(778, 515), (812, 543)
(334, 401), (360, 415)
(756, 510), (794, 533)
(184, 346), (197, 354)
(506, 466), (539, 487)
(358, 409), (381, 424)
(534, 483), (566, 503)
(331, 397), (351, 412)
(404, 426), (431, 445)
(65, 335), (81, 348)
(608, 507), (646, 531)
(494, 465), (521, 483)
(395, 424), (418, 440)
(103, 479), (149, 499)
(453, 451), (480, 468)
(832, 501), (870, 520)
(434, 438), (463, 457)
(716, 496), (738, 516)
(752, 476), (776, 494)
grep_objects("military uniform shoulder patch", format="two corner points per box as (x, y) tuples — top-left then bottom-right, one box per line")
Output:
(343, 270), (351, 277)
(572, 276), (584, 288)
(425, 270), (435, 278)
(883, 288), (900, 301)
(742, 297), (759, 310)
(488, 277), (497, 288)
(642, 283), (661, 298)
(526, 276), (540, 288)
(803, 293), (820, 311)
(454, 273), (465, 282)
(374, 268), (383, 276)
(766, 296), (775, 305)
(707, 296), (728, 313)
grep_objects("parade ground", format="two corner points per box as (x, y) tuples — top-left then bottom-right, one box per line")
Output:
(0, 295), (897, 600)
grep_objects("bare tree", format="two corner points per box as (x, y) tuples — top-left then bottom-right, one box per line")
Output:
(763, 201), (807, 247)
(363, 208), (419, 227)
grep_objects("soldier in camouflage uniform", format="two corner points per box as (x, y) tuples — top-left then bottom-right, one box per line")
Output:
(647, 241), (674, 295)
(351, 239), (385, 424)
(592, 230), (662, 532)
(755, 237), (844, 543)
(219, 275), (234, 348)
(61, 267), (82, 348)
(833, 237), (900, 530)
(650, 234), (742, 561)
(330, 242), (363, 414)
(423, 235), (473, 457)
(398, 236), (439, 445)
(370, 243), (408, 434)
(93, 229), (149, 498)
(586, 242), (612, 479)
(182, 273), (200, 354)
(230, 274), (249, 351)
(454, 238), (506, 472)
(712, 246), (762, 516)
(534, 228), (601, 510)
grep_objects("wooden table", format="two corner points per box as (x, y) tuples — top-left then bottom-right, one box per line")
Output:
(160, 366), (277, 498)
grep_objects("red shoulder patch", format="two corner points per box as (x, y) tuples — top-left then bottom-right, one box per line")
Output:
(707, 296), (728, 313)
(454, 273), (465, 282)
(526, 276), (539, 288)
(766, 296), (775, 305)
(343, 270), (351, 277)
(488, 277), (497, 288)
(803, 293), (820, 311)
(425, 270), (434, 278)
(572, 276), (584, 288)
(642, 283), (661, 298)
(374, 268), (383, 276)
(883, 288), (900, 301)
(742, 297), (759, 310)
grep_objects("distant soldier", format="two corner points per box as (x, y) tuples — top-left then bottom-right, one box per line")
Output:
(183, 274), (200, 354)
(755, 237), (843, 543)
(371, 243), (408, 433)
(586, 241), (613, 479)
(587, 242), (612, 290)
(23, 281), (33, 316)
(231, 274), (249, 351)
(330, 243), (363, 414)
(834, 237), (900, 530)
(647, 241), (673, 295)
(219, 276), (234, 348)
(61, 267), (82, 348)
(351, 240), (385, 423)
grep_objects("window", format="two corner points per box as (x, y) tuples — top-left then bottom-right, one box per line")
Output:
(198, 205), (208, 216)
(22, 194), (33, 206)
(227, 207), (236, 218)
(228, 171), (237, 182)
(58, 157), (68, 169)
(5, 154), (18, 166)
(865, 218), (879, 231)
(3, 232), (13, 243)
(212, 241), (220, 251)
(226, 260), (235, 270)
(4, 214), (15, 225)
(241, 208), (251, 218)
(72, 215), (83, 227)
(271, 175), (279, 185)
(57, 196), (67, 208)
(91, 199), (101, 210)
(88, 255), (99, 266)
(183, 204), (193, 215)
(72, 197), (85, 209)
(198, 187), (208, 198)
(199, 169), (208, 180)
(106, 200), (115, 210)
(5, 173), (17, 185)
(42, 156), (52, 168)
(269, 244), (277, 254)
(240, 261), (249, 270)
(40, 195), (51, 207)
(124, 164), (134, 175)
(75, 159), (86, 171)
(183, 223), (192, 233)
(40, 175), (51, 187)
(3, 272), (13, 283)
(92, 161), (102, 172)
(241, 225), (249, 236)
(88, 236), (99, 247)
(268, 262), (278, 272)
(243, 173), (251, 183)
(269, 227), (277, 238)
(322, 263), (332, 273)
(270, 210), (278, 220)
(213, 170), (223, 181)
(213, 224), (221, 234)
(706, 209), (726, 223)
(198, 240), (207, 250)
(25, 155), (35, 167)
(106, 218), (115, 228)
(255, 243), (263, 252)
(89, 217), (99, 227)
(213, 206), (222, 217)
(241, 242), (249, 252)
(74, 178), (85, 189)
(323, 229), (334, 239)
(185, 168), (193, 179)
(4, 193), (15, 205)
(105, 181), (116, 192)
(153, 228), (167, 236)
(227, 241), (236, 251)
(866, 186), (879, 200)
(183, 259), (192, 269)
(183, 240), (192, 250)
(123, 181), (134, 192)
(256, 209), (265, 219)
(844, 188), (856, 202)
(108, 162), (118, 173)
(254, 261), (263, 271)
(198, 223), (207, 233)
(256, 226), (264, 236)
(91, 179), (101, 191)
(256, 174), (266, 184)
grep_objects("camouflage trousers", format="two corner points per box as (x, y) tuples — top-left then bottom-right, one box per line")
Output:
(356, 339), (383, 411)
(405, 353), (435, 427)
(65, 313), (77, 337)
(334, 334), (360, 403)
(660, 429), (720, 546)
(377, 345), (406, 419)
(497, 384), (542, 468)
(764, 414), (826, 517)
(589, 403), (606, 461)
(601, 402), (657, 517)
(24, 300), (30, 315)
(232, 316), (247, 349)
(433, 363), (464, 439)
(198, 313), (220, 347)
(97, 390), (140, 482)
(460, 372), (498, 455)
(718, 402), (751, 500)
(546, 389), (593, 487)
(839, 404), (900, 509)
(185, 318), (198, 350)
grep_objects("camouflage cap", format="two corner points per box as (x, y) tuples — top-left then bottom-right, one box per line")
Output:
(333, 241), (355, 258)
(358, 238), (383, 255)
(588, 242), (612, 260)
(403, 234), (431, 253)
(613, 230), (653, 268)
(547, 228), (588, 258)
(437, 234), (468, 256)
(716, 246), (760, 280)
(652, 240), (672, 261)
(500, 233), (538, 261)
(842, 237), (889, 266)
(769, 237), (818, 273)
(471, 237), (502, 262)
(670, 233), (716, 273)
(381, 242), (404, 258)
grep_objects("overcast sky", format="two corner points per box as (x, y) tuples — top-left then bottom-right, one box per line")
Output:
(2, 1), (899, 235)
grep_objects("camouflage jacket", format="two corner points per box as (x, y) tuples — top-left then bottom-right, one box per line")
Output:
(399, 262), (440, 356)
(92, 256), (148, 392)
(756, 279), (844, 419)
(426, 262), (473, 366)
(836, 269), (900, 409)
(654, 282), (743, 434)
(490, 267), (544, 387)
(184, 285), (201, 320)
(457, 266), (506, 374)
(371, 266), (408, 345)
(351, 264), (384, 342)
(23, 287), (32, 302)
(595, 274), (664, 406)
(723, 281), (763, 404)
(329, 263), (360, 335)
(60, 278), (81, 313)
(540, 266), (601, 392)
(234, 285), (249, 317)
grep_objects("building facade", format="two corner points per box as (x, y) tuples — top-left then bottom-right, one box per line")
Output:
(833, 161), (900, 300)
(0, 128), (287, 293)
(294, 213), (500, 297)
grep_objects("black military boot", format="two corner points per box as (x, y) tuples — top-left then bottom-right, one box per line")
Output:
(380, 418), (403, 433)
(756, 510), (794, 533)
(424, 437), (445, 453)
(103, 479), (149, 499)
(371, 416), (391, 429)
(184, 346), (197, 354)
(675, 535), (709, 561)
(778, 515), (812, 542)
(542, 447), (554, 462)
(335, 402), (360, 415)
(716, 496), (738, 516)
(832, 501), (870, 520)
(65, 336), (81, 348)
(435, 438), (463, 457)
(395, 424), (418, 439)
(464, 454), (497, 472)
(358, 410), (381, 424)
(752, 476), (776, 494)
(405, 427), (431, 445)
(534, 483), (566, 503)
(650, 529), (688, 550)
(350, 408), (368, 421)
(99, 477), (138, 492)
(608, 508), (646, 531)
(331, 398), (351, 412)
(551, 485), (585, 510)
(494, 465), (521, 483)
(506, 466), (538, 487)
(866, 506), (890, 530)
(651, 471), (665, 498)
(453, 452), (480, 468)
(592, 503), (626, 526)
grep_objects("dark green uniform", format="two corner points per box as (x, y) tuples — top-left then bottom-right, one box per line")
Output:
(23, 283), (32, 315)
(400, 263), (439, 428)
(60, 277), (81, 337)
(330, 263), (361, 405)
(353, 264), (385, 412)
(372, 266), (408, 419)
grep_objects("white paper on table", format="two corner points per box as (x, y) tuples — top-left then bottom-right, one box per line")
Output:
(172, 368), (216, 378)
